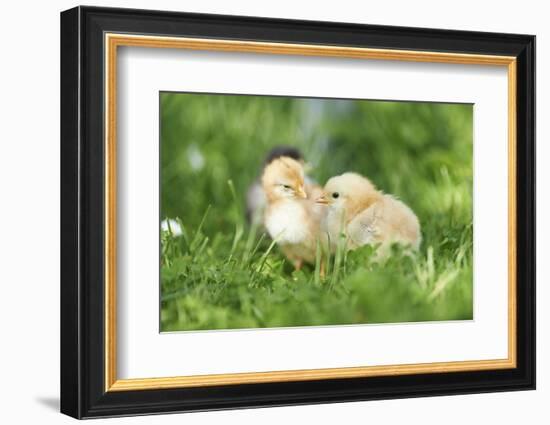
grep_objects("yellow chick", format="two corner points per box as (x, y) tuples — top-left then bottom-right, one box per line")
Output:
(262, 156), (324, 269)
(316, 172), (421, 254)
(246, 146), (322, 225)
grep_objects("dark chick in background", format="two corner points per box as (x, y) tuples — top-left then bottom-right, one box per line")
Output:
(246, 146), (322, 224)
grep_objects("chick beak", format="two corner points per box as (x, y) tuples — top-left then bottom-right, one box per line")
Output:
(297, 186), (307, 199)
(316, 195), (329, 205)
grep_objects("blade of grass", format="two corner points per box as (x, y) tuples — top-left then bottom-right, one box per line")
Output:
(323, 232), (332, 279)
(175, 217), (190, 251)
(427, 268), (459, 301)
(227, 225), (244, 265)
(189, 205), (211, 253)
(227, 179), (244, 227)
(194, 236), (210, 259)
(314, 238), (322, 285)
(241, 217), (260, 265)
(248, 233), (267, 264)
(255, 233), (281, 274)
(330, 211), (347, 287)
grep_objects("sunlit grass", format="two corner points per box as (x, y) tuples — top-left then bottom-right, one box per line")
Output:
(161, 204), (473, 331)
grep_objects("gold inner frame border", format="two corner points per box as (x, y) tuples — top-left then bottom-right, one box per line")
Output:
(104, 33), (517, 392)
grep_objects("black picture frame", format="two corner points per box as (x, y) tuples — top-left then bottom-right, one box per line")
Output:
(60, 5), (535, 419)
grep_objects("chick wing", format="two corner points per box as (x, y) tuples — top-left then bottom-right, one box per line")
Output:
(347, 195), (421, 250)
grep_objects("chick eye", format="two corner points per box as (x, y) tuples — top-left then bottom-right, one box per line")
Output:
(283, 184), (292, 190)
(332, 192), (340, 199)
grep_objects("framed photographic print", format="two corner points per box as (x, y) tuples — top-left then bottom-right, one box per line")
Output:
(60, 6), (536, 419)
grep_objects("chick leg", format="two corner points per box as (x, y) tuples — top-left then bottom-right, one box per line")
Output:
(294, 259), (303, 271)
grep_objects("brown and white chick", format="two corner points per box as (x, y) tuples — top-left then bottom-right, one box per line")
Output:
(261, 156), (324, 269)
(316, 172), (421, 254)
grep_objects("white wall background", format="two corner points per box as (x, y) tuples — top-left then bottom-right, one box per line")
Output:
(0, 1), (545, 423)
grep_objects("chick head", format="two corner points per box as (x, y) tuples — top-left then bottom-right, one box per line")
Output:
(317, 172), (380, 215)
(261, 156), (308, 202)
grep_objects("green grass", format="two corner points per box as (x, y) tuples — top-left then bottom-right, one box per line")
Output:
(160, 93), (473, 332)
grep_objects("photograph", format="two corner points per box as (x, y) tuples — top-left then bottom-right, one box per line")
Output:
(159, 92), (474, 332)
(57, 5), (536, 419)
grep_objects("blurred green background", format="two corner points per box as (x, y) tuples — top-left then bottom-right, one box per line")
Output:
(160, 92), (473, 332)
